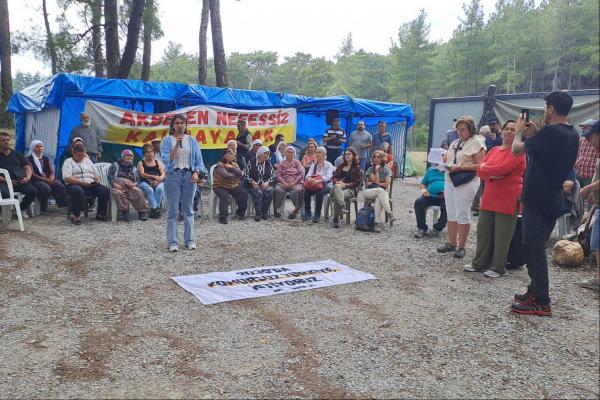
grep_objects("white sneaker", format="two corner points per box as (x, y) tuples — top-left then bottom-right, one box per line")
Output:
(168, 244), (179, 252)
(484, 270), (506, 278)
(186, 242), (197, 250)
(463, 264), (479, 272)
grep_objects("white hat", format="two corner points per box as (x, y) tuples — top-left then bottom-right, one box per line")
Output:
(252, 139), (263, 146)
(256, 146), (270, 158)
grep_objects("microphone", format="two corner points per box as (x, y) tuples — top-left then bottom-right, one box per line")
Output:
(178, 132), (183, 148)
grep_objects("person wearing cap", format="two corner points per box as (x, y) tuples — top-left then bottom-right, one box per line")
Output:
(323, 117), (346, 164)
(245, 138), (263, 163)
(273, 146), (305, 219)
(242, 146), (275, 221)
(108, 149), (150, 221)
(69, 112), (103, 163)
(441, 127), (459, 150)
(160, 113), (206, 252)
(484, 117), (503, 150)
(574, 118), (599, 190)
(348, 121), (373, 170)
(61, 143), (109, 225)
(138, 143), (165, 218)
(213, 149), (248, 224)
(372, 121), (393, 157)
(236, 120), (253, 159)
(578, 121), (600, 292)
(151, 138), (162, 158)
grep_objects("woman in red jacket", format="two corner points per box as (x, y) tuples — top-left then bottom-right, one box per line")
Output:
(464, 119), (526, 278)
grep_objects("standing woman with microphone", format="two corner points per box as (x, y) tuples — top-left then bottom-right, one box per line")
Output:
(161, 113), (206, 252)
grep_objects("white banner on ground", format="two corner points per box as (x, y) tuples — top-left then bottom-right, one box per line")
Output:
(172, 260), (377, 305)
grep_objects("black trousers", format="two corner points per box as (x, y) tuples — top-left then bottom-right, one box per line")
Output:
(31, 180), (69, 211)
(66, 184), (109, 217)
(304, 186), (331, 218)
(1, 181), (37, 211)
(213, 186), (248, 217)
(414, 195), (447, 231)
(522, 206), (557, 305)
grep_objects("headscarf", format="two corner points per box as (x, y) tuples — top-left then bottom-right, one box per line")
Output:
(284, 145), (296, 158)
(274, 141), (287, 163)
(256, 146), (270, 160)
(28, 140), (44, 175)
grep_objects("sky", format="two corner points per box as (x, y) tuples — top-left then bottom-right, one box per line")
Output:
(8, 0), (500, 76)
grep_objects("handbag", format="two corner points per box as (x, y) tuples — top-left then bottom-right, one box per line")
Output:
(448, 139), (476, 187)
(449, 170), (476, 187)
(304, 174), (324, 191)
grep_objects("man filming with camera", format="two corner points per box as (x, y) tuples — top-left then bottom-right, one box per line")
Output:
(510, 91), (580, 317)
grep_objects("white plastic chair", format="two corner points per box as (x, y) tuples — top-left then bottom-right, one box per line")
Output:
(0, 168), (25, 231)
(94, 162), (116, 222)
(426, 205), (441, 227)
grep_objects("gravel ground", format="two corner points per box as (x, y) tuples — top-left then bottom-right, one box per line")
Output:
(1, 179), (598, 399)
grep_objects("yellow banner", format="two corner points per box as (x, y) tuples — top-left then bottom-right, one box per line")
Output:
(85, 100), (297, 149)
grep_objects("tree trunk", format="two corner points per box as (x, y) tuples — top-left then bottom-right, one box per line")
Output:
(0, 0), (12, 127)
(140, 0), (154, 81)
(104, 0), (120, 78)
(209, 0), (228, 87)
(42, 0), (58, 75)
(91, 0), (105, 78)
(117, 0), (145, 79)
(529, 63), (534, 93)
(198, 0), (209, 85)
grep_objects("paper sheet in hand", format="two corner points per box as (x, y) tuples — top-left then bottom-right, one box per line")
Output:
(172, 260), (377, 305)
(427, 148), (447, 164)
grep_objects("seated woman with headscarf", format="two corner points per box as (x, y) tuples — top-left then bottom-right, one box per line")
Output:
(108, 149), (150, 221)
(274, 145), (304, 219)
(27, 140), (68, 212)
(213, 149), (248, 224)
(330, 147), (362, 228)
(242, 146), (275, 221)
(271, 140), (287, 170)
(62, 143), (109, 225)
(303, 146), (334, 223)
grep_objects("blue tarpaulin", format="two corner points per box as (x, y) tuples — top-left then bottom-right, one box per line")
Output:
(8, 73), (414, 172)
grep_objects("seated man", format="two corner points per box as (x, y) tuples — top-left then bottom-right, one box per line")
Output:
(108, 149), (149, 221)
(0, 131), (37, 216)
(414, 155), (447, 238)
(242, 146), (275, 221)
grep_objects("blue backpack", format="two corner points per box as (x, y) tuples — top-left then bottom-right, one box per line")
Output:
(355, 204), (375, 231)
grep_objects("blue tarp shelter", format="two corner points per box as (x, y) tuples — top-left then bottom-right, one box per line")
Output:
(8, 73), (414, 173)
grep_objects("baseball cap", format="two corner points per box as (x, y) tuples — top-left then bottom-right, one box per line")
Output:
(487, 116), (499, 124)
(252, 139), (262, 146)
(151, 138), (161, 143)
(582, 121), (600, 137)
(579, 118), (597, 127)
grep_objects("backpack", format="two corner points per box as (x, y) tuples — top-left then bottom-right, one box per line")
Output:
(355, 205), (375, 231)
